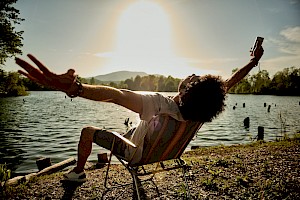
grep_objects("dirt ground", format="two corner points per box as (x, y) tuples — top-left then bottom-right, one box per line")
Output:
(2, 138), (299, 199)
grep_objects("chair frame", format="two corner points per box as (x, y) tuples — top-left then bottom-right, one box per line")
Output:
(103, 117), (202, 199)
(104, 114), (203, 199)
(104, 142), (192, 199)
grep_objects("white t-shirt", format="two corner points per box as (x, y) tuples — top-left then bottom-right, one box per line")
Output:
(124, 93), (184, 164)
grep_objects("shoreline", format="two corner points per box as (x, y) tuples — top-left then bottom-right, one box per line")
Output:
(2, 136), (299, 199)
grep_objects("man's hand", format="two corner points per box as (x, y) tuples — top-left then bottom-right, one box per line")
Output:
(16, 54), (77, 94)
(252, 46), (264, 64)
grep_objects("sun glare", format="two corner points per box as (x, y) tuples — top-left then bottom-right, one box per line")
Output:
(99, 0), (193, 77)
(116, 1), (172, 57)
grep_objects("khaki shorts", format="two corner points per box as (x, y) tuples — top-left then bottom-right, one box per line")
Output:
(93, 128), (135, 157)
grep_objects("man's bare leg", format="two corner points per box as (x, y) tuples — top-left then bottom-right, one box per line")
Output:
(73, 126), (95, 173)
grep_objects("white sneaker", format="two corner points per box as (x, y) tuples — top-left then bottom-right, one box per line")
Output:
(63, 170), (87, 182)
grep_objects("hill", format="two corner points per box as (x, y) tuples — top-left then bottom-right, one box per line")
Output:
(91, 71), (148, 82)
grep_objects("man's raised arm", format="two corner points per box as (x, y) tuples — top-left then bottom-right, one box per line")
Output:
(225, 46), (264, 91)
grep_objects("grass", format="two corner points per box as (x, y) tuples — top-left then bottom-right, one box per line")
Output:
(183, 133), (300, 199)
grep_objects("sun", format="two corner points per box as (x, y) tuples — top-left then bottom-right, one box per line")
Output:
(116, 0), (172, 57)
(98, 0), (192, 77)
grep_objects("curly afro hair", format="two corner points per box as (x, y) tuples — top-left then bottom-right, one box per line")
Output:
(178, 75), (226, 122)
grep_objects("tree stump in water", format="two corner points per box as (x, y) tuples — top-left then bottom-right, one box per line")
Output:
(96, 153), (109, 168)
(36, 157), (51, 171)
(244, 117), (250, 128)
(258, 126), (264, 141)
(267, 105), (271, 112)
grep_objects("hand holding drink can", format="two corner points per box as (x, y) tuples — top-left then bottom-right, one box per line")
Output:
(250, 37), (264, 56)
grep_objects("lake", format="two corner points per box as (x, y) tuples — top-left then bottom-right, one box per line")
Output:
(0, 91), (299, 176)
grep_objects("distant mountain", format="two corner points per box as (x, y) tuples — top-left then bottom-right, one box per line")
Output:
(91, 71), (148, 82)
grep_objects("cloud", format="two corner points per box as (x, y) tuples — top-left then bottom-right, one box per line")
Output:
(269, 26), (300, 55)
(280, 27), (300, 55)
(289, 0), (300, 5)
(280, 26), (300, 42)
(262, 26), (300, 75)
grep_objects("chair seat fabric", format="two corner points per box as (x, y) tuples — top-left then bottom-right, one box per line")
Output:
(132, 114), (202, 166)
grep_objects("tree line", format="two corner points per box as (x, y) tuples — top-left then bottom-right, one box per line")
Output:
(228, 66), (300, 96)
(90, 66), (300, 96)
(1, 66), (299, 97)
(97, 75), (182, 92)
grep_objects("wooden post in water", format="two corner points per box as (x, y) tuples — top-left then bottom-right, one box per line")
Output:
(267, 105), (271, 112)
(257, 126), (264, 141)
(243, 103), (245, 108)
(36, 157), (51, 171)
(264, 103), (266, 107)
(97, 153), (109, 163)
(243, 117), (250, 128)
(96, 153), (109, 168)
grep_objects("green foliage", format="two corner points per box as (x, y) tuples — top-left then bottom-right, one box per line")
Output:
(229, 66), (300, 96)
(94, 74), (181, 92)
(269, 67), (300, 95)
(249, 70), (271, 94)
(121, 74), (181, 92)
(1, 65), (299, 96)
(0, 163), (11, 183)
(0, 70), (28, 96)
(0, 0), (24, 65)
(89, 77), (95, 85)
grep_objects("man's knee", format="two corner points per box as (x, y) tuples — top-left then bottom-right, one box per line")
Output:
(81, 126), (97, 141)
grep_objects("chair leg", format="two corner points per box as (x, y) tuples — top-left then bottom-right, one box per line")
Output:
(131, 171), (142, 200)
(104, 137), (116, 188)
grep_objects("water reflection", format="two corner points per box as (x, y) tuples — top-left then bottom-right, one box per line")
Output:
(0, 97), (27, 173)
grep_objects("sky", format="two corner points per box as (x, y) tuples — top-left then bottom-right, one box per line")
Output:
(4, 0), (300, 79)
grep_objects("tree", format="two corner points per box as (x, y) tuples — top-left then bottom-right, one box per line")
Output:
(157, 75), (165, 91)
(89, 77), (95, 85)
(0, 0), (24, 65)
(2, 71), (27, 96)
(109, 82), (117, 88)
(140, 75), (156, 91)
(164, 76), (177, 92)
(270, 67), (300, 95)
(124, 78), (134, 90)
(0, 69), (7, 95)
(249, 70), (271, 94)
(133, 75), (142, 90)
(233, 79), (251, 94)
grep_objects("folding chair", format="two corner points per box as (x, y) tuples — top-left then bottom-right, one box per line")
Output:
(104, 114), (203, 199)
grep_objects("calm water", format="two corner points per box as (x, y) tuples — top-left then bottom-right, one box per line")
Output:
(0, 91), (299, 175)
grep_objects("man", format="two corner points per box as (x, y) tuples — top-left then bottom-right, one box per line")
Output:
(15, 45), (263, 182)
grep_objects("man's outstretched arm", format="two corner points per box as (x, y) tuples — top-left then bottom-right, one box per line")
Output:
(16, 54), (143, 114)
(78, 84), (143, 114)
(225, 46), (264, 91)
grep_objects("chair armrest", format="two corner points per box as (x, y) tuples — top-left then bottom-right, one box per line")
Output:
(111, 132), (137, 148)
